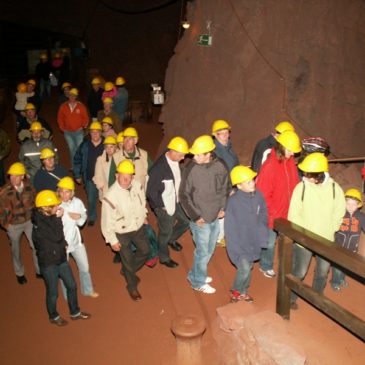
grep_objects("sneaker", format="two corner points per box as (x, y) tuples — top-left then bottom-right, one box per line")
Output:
(16, 275), (27, 285)
(50, 317), (68, 326)
(341, 280), (349, 288)
(331, 285), (341, 292)
(260, 268), (276, 278)
(87, 291), (99, 298)
(230, 290), (241, 303)
(205, 276), (213, 284)
(193, 284), (216, 294)
(71, 312), (91, 320)
(216, 238), (226, 247)
(238, 293), (254, 303)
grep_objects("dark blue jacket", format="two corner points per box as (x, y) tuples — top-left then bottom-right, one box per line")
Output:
(33, 164), (68, 192)
(214, 139), (239, 172)
(225, 189), (269, 266)
(251, 134), (276, 173)
(73, 137), (104, 182)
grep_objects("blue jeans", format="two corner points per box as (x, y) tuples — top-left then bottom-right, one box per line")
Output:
(260, 229), (277, 271)
(41, 261), (80, 320)
(61, 244), (95, 297)
(331, 266), (346, 288)
(85, 180), (99, 222)
(64, 130), (84, 170)
(188, 220), (220, 289)
(291, 243), (331, 303)
(154, 204), (189, 262)
(231, 257), (253, 294)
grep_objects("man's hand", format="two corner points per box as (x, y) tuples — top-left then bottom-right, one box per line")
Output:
(111, 242), (121, 252)
(217, 210), (225, 219)
(75, 178), (82, 185)
(195, 217), (205, 227)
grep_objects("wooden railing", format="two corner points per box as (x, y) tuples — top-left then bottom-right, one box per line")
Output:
(274, 218), (365, 340)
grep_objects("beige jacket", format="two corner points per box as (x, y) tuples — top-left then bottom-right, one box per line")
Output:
(93, 151), (117, 200)
(114, 147), (149, 190)
(101, 179), (147, 245)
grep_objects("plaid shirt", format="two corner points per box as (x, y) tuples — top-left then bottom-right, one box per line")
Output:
(0, 180), (36, 229)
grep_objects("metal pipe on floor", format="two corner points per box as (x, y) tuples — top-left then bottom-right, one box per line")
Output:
(171, 314), (206, 365)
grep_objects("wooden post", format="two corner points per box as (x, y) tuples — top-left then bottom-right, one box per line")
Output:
(276, 233), (293, 319)
(171, 314), (206, 365)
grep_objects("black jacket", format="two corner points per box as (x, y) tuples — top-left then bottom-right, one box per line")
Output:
(32, 209), (67, 268)
(146, 153), (175, 210)
(251, 134), (276, 173)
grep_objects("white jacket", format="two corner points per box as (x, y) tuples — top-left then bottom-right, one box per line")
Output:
(60, 197), (87, 252)
(101, 179), (147, 245)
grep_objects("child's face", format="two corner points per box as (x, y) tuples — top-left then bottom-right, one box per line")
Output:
(346, 198), (360, 215)
(238, 179), (255, 193)
(102, 123), (111, 132)
(59, 189), (73, 203)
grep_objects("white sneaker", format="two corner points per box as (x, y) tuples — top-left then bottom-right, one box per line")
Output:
(205, 276), (213, 284)
(193, 283), (216, 294)
(260, 268), (276, 278)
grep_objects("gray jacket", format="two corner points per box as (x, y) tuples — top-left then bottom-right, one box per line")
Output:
(179, 157), (230, 223)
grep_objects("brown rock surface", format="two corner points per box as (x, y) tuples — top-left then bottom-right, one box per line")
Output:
(160, 0), (365, 165)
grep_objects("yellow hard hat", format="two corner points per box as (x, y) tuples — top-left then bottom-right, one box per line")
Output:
(17, 83), (27, 93)
(298, 152), (328, 173)
(345, 188), (363, 207)
(89, 121), (102, 131)
(212, 119), (231, 134)
(35, 190), (61, 208)
(27, 79), (37, 86)
(167, 136), (189, 154)
(61, 82), (71, 89)
(189, 135), (216, 155)
(103, 97), (113, 104)
(123, 127), (138, 138)
(116, 132), (124, 143)
(69, 88), (79, 96)
(7, 162), (26, 176)
(57, 176), (75, 191)
(102, 116), (113, 125)
(276, 130), (301, 153)
(24, 103), (36, 111)
(117, 160), (135, 174)
(29, 121), (44, 131)
(40, 53), (48, 60)
(103, 136), (117, 145)
(91, 77), (101, 85)
(275, 120), (295, 134)
(230, 165), (257, 186)
(40, 148), (55, 160)
(115, 76), (125, 86)
(104, 82), (114, 92)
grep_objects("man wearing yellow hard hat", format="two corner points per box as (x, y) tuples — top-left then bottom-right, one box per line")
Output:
(113, 76), (129, 124)
(97, 95), (122, 134)
(251, 120), (295, 173)
(88, 77), (104, 121)
(0, 162), (40, 285)
(147, 136), (190, 268)
(180, 135), (230, 294)
(101, 160), (150, 301)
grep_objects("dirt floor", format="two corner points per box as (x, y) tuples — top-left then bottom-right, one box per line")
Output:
(0, 91), (364, 365)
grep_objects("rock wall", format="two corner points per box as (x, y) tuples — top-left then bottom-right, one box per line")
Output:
(160, 0), (365, 163)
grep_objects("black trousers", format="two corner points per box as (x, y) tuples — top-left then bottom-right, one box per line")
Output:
(116, 225), (150, 293)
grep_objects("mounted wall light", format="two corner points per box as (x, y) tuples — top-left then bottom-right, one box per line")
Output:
(181, 20), (190, 29)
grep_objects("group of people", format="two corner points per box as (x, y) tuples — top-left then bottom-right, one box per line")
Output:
(2, 71), (364, 326)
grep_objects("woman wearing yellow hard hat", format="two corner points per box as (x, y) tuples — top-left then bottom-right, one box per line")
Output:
(57, 177), (99, 299)
(255, 130), (301, 279)
(288, 153), (346, 309)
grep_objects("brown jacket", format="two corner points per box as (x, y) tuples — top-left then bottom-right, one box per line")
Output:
(0, 180), (36, 229)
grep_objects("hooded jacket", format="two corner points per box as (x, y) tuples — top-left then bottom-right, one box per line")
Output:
(255, 148), (299, 229)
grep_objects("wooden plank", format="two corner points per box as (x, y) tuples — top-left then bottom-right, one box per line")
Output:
(286, 274), (365, 340)
(276, 233), (293, 319)
(274, 218), (365, 278)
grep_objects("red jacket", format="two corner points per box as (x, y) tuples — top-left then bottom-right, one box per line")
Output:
(256, 148), (299, 228)
(57, 101), (89, 132)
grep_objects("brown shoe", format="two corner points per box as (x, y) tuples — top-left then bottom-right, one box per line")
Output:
(71, 312), (91, 320)
(50, 317), (68, 326)
(129, 289), (142, 301)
